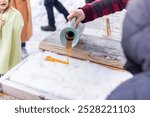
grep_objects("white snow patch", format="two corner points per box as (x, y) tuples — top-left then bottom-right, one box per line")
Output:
(10, 51), (132, 99)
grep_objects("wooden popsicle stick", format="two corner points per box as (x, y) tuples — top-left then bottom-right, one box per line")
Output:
(105, 17), (112, 37)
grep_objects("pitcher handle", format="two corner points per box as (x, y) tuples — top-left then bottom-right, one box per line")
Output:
(70, 17), (77, 27)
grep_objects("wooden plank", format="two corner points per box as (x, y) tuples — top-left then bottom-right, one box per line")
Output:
(1, 80), (44, 100)
(1, 80), (69, 100)
(39, 32), (126, 69)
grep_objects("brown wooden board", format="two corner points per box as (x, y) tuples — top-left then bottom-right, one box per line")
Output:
(39, 31), (126, 69)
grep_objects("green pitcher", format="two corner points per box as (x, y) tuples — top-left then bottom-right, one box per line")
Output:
(60, 17), (85, 49)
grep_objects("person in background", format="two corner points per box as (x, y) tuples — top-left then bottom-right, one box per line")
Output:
(11, 0), (32, 49)
(67, 0), (128, 28)
(106, 0), (150, 99)
(41, 0), (69, 31)
(0, 0), (24, 77)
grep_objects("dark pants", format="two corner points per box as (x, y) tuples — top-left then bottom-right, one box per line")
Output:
(21, 42), (26, 47)
(44, 0), (69, 26)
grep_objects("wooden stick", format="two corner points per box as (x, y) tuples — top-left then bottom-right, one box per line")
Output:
(105, 17), (112, 37)
(0, 93), (5, 96)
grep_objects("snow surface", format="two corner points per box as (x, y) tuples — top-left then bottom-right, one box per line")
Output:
(10, 51), (132, 99)
(8, 0), (132, 99)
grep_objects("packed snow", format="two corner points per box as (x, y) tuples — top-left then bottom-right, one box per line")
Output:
(10, 52), (132, 99)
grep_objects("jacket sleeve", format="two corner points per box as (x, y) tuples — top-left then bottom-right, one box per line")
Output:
(81, 0), (128, 23)
(10, 11), (24, 67)
(121, 0), (150, 74)
(13, 11), (24, 40)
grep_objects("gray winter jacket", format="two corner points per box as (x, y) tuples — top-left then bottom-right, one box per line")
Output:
(107, 0), (150, 99)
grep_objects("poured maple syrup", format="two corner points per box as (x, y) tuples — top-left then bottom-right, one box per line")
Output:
(66, 48), (71, 64)
(45, 48), (71, 65)
(45, 31), (73, 64)
(105, 17), (111, 36)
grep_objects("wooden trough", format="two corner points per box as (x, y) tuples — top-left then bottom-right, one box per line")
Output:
(0, 57), (69, 100)
(0, 31), (127, 99)
(0, 50), (130, 100)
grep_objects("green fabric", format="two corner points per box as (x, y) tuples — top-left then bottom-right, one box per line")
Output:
(0, 8), (24, 74)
